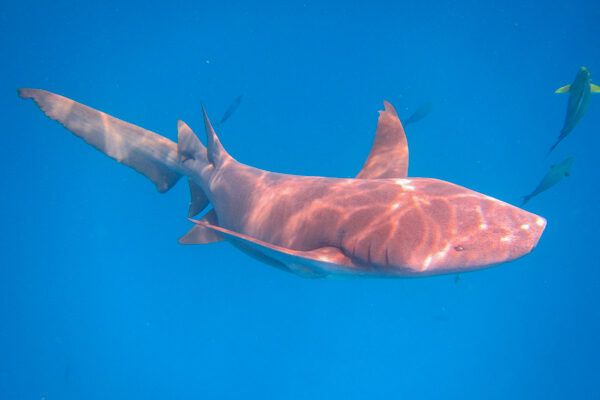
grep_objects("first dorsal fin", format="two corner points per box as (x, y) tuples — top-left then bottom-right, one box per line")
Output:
(356, 101), (408, 179)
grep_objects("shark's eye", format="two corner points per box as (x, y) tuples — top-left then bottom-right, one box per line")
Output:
(454, 245), (465, 251)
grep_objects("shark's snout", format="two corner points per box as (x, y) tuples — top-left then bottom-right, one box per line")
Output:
(502, 211), (546, 261)
(439, 201), (547, 272)
(384, 188), (548, 276)
(529, 216), (546, 249)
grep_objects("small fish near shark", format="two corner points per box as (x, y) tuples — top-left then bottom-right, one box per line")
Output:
(522, 157), (574, 206)
(403, 102), (432, 126)
(217, 94), (243, 126)
(19, 89), (546, 278)
(548, 66), (600, 155)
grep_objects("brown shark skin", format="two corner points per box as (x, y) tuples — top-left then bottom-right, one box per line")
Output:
(20, 88), (546, 278)
(18, 88), (181, 192)
(202, 159), (546, 277)
(356, 101), (408, 179)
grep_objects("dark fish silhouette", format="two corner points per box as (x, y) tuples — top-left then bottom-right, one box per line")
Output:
(549, 67), (600, 155)
(19, 89), (545, 278)
(403, 102), (432, 126)
(523, 157), (574, 205)
(218, 95), (243, 125)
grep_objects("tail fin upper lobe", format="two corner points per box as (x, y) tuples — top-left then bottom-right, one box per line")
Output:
(20, 88), (237, 244)
(19, 88), (182, 192)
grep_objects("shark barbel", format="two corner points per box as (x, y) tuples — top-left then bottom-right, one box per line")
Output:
(19, 89), (545, 278)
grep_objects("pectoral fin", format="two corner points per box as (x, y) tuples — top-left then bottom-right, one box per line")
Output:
(189, 218), (363, 278)
(179, 210), (223, 244)
(591, 83), (600, 93)
(555, 85), (571, 93)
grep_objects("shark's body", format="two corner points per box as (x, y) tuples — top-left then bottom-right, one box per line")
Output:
(550, 66), (600, 154)
(20, 89), (545, 278)
(523, 157), (574, 205)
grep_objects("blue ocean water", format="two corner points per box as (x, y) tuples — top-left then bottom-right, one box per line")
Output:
(1, 1), (599, 398)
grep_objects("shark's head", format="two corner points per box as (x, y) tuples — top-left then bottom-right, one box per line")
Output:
(381, 179), (546, 276)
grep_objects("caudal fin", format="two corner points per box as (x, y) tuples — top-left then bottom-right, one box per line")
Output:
(20, 88), (224, 244)
(19, 88), (182, 192)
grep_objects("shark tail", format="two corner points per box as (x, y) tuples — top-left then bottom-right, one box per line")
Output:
(20, 88), (224, 244)
(176, 109), (232, 215)
(18, 88), (183, 193)
(176, 118), (225, 244)
(176, 120), (212, 217)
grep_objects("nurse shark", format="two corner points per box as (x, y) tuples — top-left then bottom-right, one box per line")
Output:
(19, 89), (546, 278)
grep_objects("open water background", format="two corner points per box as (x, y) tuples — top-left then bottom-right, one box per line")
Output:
(1, 1), (599, 398)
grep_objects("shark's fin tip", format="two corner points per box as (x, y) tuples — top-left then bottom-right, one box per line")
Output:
(187, 179), (209, 217)
(180, 210), (223, 244)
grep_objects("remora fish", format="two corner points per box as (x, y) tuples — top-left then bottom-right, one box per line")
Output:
(19, 89), (546, 278)
(522, 156), (574, 206)
(403, 102), (432, 126)
(549, 67), (600, 154)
